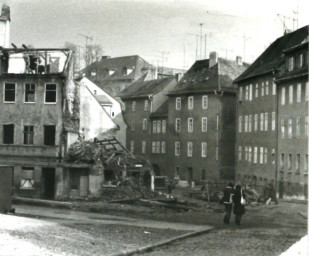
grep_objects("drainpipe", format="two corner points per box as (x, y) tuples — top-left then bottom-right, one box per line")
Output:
(274, 73), (279, 196)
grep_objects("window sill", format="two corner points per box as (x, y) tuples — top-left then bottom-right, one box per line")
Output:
(44, 102), (57, 105)
(4, 101), (16, 104)
(19, 187), (35, 190)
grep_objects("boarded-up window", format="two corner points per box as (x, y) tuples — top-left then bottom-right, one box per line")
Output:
(44, 125), (56, 146)
(3, 124), (14, 144)
(45, 84), (57, 103)
(20, 167), (34, 189)
(4, 83), (15, 102)
(25, 84), (35, 102)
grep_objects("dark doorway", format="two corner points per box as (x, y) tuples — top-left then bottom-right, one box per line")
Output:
(104, 170), (115, 181)
(42, 168), (55, 200)
(187, 167), (193, 186)
(152, 164), (161, 176)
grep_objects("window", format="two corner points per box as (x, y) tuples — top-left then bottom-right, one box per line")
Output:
(299, 53), (304, 67)
(272, 81), (276, 95)
(3, 124), (14, 144)
(288, 56), (294, 71)
(152, 141), (156, 153)
(306, 82), (309, 101)
(4, 83), (15, 102)
(296, 154), (300, 172)
(239, 88), (243, 101)
(144, 100), (149, 110)
(202, 117), (207, 132)
(44, 125), (56, 146)
(201, 142), (207, 157)
(174, 167), (180, 179)
(244, 115), (248, 132)
(188, 96), (194, 110)
(249, 84), (253, 101)
(288, 154), (292, 170)
(255, 84), (259, 98)
(288, 118), (293, 138)
(245, 86), (249, 100)
(260, 147), (264, 164)
(176, 97), (181, 110)
(24, 126), (34, 145)
(238, 146), (242, 160)
(265, 81), (269, 95)
(244, 146), (248, 161)
(216, 115), (219, 130)
(175, 118), (181, 133)
(296, 117), (301, 137)
(280, 153), (285, 169)
(305, 116), (308, 137)
(272, 148), (276, 165)
(142, 141), (146, 154)
(248, 115), (252, 132)
(20, 167), (34, 189)
(25, 84), (35, 103)
(254, 114), (258, 131)
(248, 146), (252, 162)
(289, 85), (293, 104)
(45, 84), (57, 103)
(238, 116), (242, 133)
(142, 118), (147, 131)
(261, 82), (264, 96)
(297, 83), (301, 102)
(131, 120), (135, 131)
(254, 147), (258, 163)
(161, 141), (166, 154)
(281, 87), (286, 105)
(175, 142), (180, 156)
(202, 95), (208, 108)
(156, 141), (160, 154)
(153, 121), (157, 134)
(264, 148), (268, 164)
(130, 140), (134, 153)
(157, 120), (161, 134)
(305, 155), (308, 173)
(264, 113), (268, 131)
(272, 112), (276, 131)
(187, 142), (193, 157)
(281, 120), (285, 138)
(162, 120), (166, 134)
(132, 101), (136, 111)
(260, 113), (264, 131)
(188, 118), (193, 133)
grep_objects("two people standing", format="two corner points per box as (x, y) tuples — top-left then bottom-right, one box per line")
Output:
(222, 183), (246, 225)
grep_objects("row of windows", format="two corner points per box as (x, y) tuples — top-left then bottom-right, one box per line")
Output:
(239, 112), (276, 133)
(1, 124), (56, 146)
(287, 52), (307, 72)
(130, 140), (166, 154)
(175, 117), (210, 133)
(280, 83), (309, 105)
(238, 146), (274, 164)
(175, 95), (208, 110)
(280, 153), (308, 173)
(280, 117), (308, 138)
(175, 141), (208, 158)
(239, 80), (276, 101)
(127, 99), (149, 112)
(2, 83), (57, 103)
(152, 120), (166, 134)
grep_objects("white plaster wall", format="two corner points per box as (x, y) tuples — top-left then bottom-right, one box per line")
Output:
(0, 20), (9, 47)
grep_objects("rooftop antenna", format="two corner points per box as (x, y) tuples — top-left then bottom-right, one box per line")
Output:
(233, 34), (250, 62)
(221, 48), (233, 59)
(188, 33), (199, 61)
(277, 14), (294, 33)
(78, 33), (93, 65)
(199, 23), (203, 60)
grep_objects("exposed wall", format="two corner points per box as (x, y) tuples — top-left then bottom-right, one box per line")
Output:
(0, 18), (9, 47)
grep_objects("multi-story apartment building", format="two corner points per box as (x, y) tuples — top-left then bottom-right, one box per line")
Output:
(118, 76), (177, 174)
(165, 52), (248, 185)
(276, 36), (308, 198)
(234, 25), (308, 196)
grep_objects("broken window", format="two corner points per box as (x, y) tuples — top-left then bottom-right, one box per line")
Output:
(20, 167), (34, 189)
(45, 84), (57, 103)
(4, 83), (15, 102)
(24, 125), (34, 145)
(25, 83), (35, 103)
(44, 125), (56, 146)
(3, 124), (14, 144)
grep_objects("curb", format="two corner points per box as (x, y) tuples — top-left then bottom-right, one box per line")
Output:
(111, 227), (213, 256)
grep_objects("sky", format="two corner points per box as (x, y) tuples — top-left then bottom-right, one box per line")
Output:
(4, 0), (309, 69)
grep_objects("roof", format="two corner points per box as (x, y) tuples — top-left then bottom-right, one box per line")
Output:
(80, 55), (154, 82)
(118, 76), (175, 99)
(150, 100), (168, 117)
(235, 25), (309, 83)
(168, 58), (249, 95)
(0, 5), (10, 21)
(94, 95), (113, 105)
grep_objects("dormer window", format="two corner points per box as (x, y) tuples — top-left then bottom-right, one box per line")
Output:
(91, 71), (96, 76)
(288, 56), (294, 71)
(299, 53), (304, 68)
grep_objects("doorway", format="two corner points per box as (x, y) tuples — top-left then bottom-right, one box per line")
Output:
(42, 168), (55, 200)
(187, 167), (193, 186)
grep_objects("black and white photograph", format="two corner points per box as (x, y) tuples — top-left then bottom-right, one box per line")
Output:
(0, 0), (308, 255)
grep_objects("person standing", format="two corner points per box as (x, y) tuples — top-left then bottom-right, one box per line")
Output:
(222, 182), (234, 224)
(233, 184), (246, 225)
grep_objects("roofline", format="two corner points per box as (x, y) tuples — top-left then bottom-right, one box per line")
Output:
(0, 73), (66, 78)
(167, 88), (236, 96)
(234, 69), (274, 83)
(275, 72), (308, 84)
(0, 48), (70, 52)
(283, 41), (308, 54)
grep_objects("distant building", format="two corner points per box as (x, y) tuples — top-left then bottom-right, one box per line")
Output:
(157, 66), (187, 79)
(234, 25), (308, 198)
(0, 4), (10, 48)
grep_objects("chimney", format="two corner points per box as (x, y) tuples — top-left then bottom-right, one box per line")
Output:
(236, 56), (243, 66)
(175, 73), (183, 82)
(209, 51), (218, 68)
(0, 4), (10, 48)
(101, 55), (111, 60)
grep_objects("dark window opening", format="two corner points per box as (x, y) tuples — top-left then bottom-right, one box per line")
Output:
(25, 84), (35, 102)
(3, 124), (14, 144)
(44, 125), (56, 146)
(4, 83), (15, 102)
(20, 167), (34, 189)
(45, 84), (57, 103)
(24, 126), (34, 144)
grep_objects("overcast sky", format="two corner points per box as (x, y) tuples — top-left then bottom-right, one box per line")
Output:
(5, 0), (309, 69)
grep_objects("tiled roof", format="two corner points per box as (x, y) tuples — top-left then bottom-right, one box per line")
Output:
(118, 76), (175, 99)
(168, 58), (248, 95)
(235, 25), (309, 83)
(150, 100), (168, 117)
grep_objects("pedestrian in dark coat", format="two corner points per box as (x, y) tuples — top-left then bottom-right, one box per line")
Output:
(233, 184), (246, 225)
(222, 182), (234, 224)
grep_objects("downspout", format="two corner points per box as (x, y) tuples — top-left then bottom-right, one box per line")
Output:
(274, 72), (279, 196)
